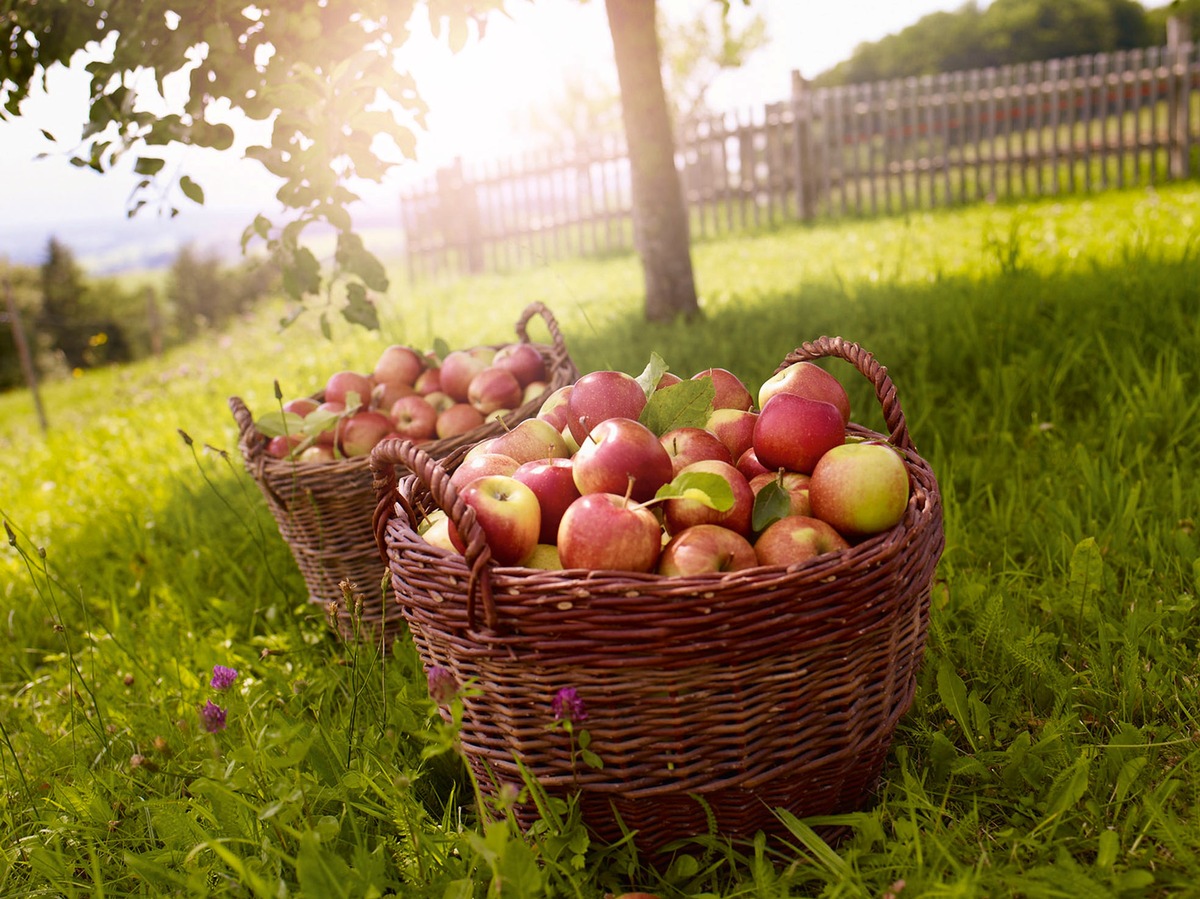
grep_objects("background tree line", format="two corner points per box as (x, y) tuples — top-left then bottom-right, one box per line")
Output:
(2, 242), (279, 392)
(814, 0), (1198, 87)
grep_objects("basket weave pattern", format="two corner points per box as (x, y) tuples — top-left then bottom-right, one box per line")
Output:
(229, 302), (578, 644)
(371, 336), (943, 850)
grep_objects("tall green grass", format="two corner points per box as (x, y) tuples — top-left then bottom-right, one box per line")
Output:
(1, 183), (1198, 896)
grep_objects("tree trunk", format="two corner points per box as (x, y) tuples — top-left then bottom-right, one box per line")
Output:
(604, 0), (699, 323)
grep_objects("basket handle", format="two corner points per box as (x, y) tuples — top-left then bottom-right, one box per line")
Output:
(514, 301), (566, 352)
(370, 437), (498, 631)
(778, 336), (916, 454)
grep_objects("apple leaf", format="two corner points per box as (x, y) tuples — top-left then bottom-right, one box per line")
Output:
(634, 352), (670, 397)
(255, 410), (307, 438)
(300, 406), (342, 436)
(431, 337), (451, 364)
(639, 379), (715, 436)
(752, 479), (793, 533)
(655, 471), (734, 511)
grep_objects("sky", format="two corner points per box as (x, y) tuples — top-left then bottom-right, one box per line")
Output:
(0, 0), (1171, 270)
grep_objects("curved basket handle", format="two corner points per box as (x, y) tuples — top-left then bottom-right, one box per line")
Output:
(370, 437), (498, 630)
(228, 395), (293, 511)
(778, 336), (916, 453)
(514, 302), (577, 380)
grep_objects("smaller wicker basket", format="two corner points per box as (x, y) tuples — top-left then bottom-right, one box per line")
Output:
(370, 336), (944, 853)
(229, 302), (578, 646)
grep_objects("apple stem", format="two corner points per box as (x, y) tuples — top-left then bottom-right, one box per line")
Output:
(622, 476), (635, 509)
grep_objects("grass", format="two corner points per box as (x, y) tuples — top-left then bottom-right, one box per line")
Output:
(1, 182), (1199, 896)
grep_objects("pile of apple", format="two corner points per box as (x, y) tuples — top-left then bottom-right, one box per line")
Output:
(255, 341), (552, 462)
(417, 357), (912, 575)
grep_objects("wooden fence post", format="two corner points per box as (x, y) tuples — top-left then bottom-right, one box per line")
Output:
(1167, 15), (1191, 179)
(3, 271), (49, 434)
(791, 70), (816, 220)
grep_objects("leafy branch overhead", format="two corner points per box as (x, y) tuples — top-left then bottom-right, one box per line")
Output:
(0, 0), (498, 330)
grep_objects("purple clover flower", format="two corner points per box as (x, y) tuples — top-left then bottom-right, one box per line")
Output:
(427, 665), (459, 705)
(551, 687), (587, 723)
(200, 700), (227, 733)
(210, 665), (239, 691)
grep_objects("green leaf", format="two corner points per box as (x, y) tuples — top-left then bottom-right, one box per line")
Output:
(134, 156), (165, 176)
(255, 410), (306, 438)
(634, 352), (670, 396)
(655, 471), (734, 511)
(752, 478), (793, 533)
(1045, 752), (1090, 818)
(341, 282), (380, 331)
(179, 174), (204, 205)
(936, 661), (972, 744)
(301, 407), (341, 437)
(1069, 537), (1104, 604)
(431, 338), (451, 363)
(639, 379), (715, 436)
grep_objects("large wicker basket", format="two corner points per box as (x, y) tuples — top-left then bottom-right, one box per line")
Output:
(229, 302), (578, 646)
(370, 336), (943, 852)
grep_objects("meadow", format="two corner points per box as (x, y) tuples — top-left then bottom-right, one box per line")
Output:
(1, 182), (1198, 897)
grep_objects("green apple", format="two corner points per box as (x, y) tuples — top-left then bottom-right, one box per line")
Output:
(808, 441), (909, 537)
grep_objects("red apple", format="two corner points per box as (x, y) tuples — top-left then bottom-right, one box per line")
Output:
(691, 367), (754, 411)
(372, 379), (416, 411)
(537, 384), (573, 432)
(282, 397), (319, 417)
(449, 474), (541, 566)
(660, 426), (733, 477)
(662, 459), (754, 536)
(754, 515), (850, 566)
(557, 492), (662, 572)
(436, 403), (486, 440)
(759, 361), (851, 425)
(705, 408), (758, 461)
(736, 446), (771, 480)
(658, 524), (758, 576)
(336, 410), (393, 457)
(654, 372), (683, 391)
(449, 452), (521, 491)
(748, 470), (816, 518)
(566, 370), (648, 444)
(809, 442), (910, 537)
(489, 418), (570, 464)
(513, 457), (581, 544)
(389, 394), (439, 440)
(753, 393), (845, 474)
(266, 433), (302, 459)
(441, 348), (496, 402)
(467, 367), (524, 415)
(492, 342), (547, 388)
(414, 367), (442, 396)
(324, 370), (372, 408)
(374, 344), (426, 387)
(572, 417), (674, 503)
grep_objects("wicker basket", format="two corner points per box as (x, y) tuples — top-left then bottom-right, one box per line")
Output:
(229, 302), (579, 646)
(369, 336), (944, 852)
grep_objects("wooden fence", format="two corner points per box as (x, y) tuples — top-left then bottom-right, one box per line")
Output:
(400, 34), (1199, 282)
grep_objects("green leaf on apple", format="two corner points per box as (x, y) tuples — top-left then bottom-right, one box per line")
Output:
(431, 337), (451, 364)
(655, 471), (734, 511)
(255, 410), (307, 438)
(634, 351), (670, 397)
(752, 478), (794, 533)
(300, 406), (343, 436)
(639, 379), (715, 436)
